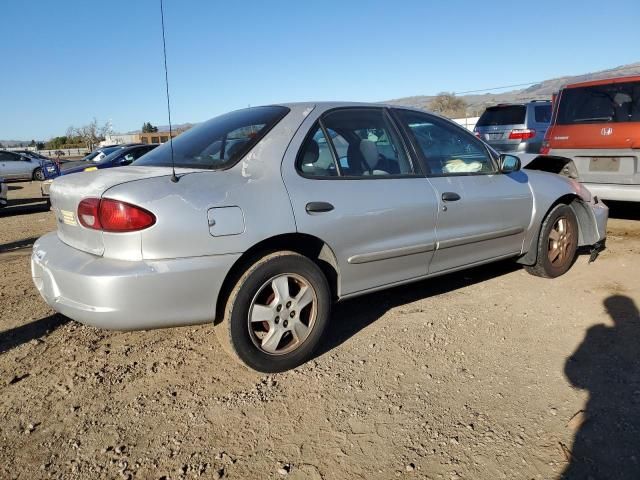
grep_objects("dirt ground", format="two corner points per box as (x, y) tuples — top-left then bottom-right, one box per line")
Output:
(1, 181), (639, 480)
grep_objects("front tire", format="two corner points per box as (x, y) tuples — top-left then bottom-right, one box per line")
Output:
(216, 251), (331, 372)
(525, 203), (579, 278)
(33, 168), (45, 181)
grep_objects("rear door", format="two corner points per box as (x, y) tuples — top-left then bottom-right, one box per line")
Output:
(282, 107), (440, 296)
(394, 110), (533, 273)
(475, 105), (527, 153)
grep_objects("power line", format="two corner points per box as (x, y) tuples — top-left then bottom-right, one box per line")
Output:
(453, 63), (640, 96)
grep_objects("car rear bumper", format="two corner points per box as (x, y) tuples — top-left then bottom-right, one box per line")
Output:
(583, 183), (640, 203)
(31, 232), (240, 330)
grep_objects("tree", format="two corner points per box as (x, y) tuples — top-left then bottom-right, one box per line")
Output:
(72, 119), (110, 151)
(428, 92), (468, 118)
(29, 139), (36, 147)
(142, 122), (158, 133)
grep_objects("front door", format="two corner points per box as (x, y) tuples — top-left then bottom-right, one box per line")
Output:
(394, 110), (533, 273)
(283, 107), (439, 296)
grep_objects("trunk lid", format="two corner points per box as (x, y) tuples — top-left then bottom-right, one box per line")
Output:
(50, 166), (177, 255)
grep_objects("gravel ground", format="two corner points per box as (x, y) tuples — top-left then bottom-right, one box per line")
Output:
(1, 182), (639, 480)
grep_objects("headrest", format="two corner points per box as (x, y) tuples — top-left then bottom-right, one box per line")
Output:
(359, 139), (378, 170)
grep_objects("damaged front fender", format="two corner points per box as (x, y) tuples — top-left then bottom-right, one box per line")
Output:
(524, 155), (579, 179)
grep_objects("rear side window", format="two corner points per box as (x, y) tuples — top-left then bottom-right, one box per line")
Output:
(134, 106), (290, 170)
(477, 105), (526, 126)
(297, 108), (415, 178)
(556, 80), (640, 124)
(534, 105), (552, 123)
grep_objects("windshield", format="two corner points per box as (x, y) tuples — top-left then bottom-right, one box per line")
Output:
(556, 80), (640, 124)
(133, 106), (290, 170)
(477, 105), (526, 126)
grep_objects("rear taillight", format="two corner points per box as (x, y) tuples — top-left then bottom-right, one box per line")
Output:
(540, 129), (552, 154)
(508, 129), (536, 140)
(78, 198), (155, 232)
(474, 130), (481, 138)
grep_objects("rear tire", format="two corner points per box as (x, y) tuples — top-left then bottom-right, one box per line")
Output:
(215, 251), (331, 372)
(525, 204), (579, 278)
(33, 168), (45, 181)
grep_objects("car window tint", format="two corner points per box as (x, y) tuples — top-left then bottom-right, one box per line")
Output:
(297, 125), (339, 177)
(0, 152), (19, 162)
(134, 106), (290, 170)
(320, 108), (414, 177)
(397, 111), (495, 175)
(534, 105), (552, 123)
(556, 80), (640, 124)
(477, 105), (526, 126)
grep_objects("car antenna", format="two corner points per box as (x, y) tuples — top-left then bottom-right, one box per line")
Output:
(159, 0), (178, 183)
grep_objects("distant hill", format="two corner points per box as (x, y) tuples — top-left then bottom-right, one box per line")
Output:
(386, 62), (640, 116)
(0, 140), (33, 147)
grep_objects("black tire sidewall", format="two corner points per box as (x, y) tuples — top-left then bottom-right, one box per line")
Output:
(538, 204), (579, 278)
(33, 168), (44, 181)
(227, 254), (331, 372)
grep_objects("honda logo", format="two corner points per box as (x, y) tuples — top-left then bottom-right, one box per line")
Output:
(601, 127), (613, 136)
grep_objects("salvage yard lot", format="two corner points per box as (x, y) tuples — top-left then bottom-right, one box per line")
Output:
(1, 182), (639, 479)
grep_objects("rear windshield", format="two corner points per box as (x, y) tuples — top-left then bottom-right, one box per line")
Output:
(556, 80), (640, 125)
(476, 105), (526, 126)
(133, 106), (290, 170)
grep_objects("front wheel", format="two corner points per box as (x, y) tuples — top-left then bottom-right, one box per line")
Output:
(216, 251), (331, 372)
(33, 168), (45, 181)
(525, 203), (579, 278)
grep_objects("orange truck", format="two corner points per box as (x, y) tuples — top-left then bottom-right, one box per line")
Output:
(541, 75), (640, 202)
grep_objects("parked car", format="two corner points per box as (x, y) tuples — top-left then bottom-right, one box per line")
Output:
(0, 150), (58, 181)
(475, 101), (552, 154)
(40, 144), (158, 198)
(541, 75), (640, 202)
(0, 177), (7, 208)
(31, 103), (608, 372)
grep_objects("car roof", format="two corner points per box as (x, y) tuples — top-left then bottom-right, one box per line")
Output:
(564, 74), (640, 89)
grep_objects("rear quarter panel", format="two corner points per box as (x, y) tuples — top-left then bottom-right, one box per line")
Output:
(102, 106), (313, 260)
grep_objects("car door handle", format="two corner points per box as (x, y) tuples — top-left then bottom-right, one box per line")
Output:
(305, 202), (334, 213)
(441, 192), (461, 202)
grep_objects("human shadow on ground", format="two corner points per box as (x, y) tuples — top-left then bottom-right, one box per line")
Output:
(561, 295), (640, 479)
(0, 314), (69, 355)
(315, 259), (520, 358)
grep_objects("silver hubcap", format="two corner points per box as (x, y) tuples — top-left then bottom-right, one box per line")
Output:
(248, 273), (317, 355)
(548, 216), (573, 265)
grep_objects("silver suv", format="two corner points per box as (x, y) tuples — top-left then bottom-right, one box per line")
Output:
(474, 101), (551, 154)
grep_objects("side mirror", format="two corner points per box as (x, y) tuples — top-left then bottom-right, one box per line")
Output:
(499, 154), (521, 173)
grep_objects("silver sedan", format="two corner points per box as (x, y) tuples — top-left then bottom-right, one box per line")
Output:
(31, 102), (608, 372)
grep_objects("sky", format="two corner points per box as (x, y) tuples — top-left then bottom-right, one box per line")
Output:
(1, 0), (639, 140)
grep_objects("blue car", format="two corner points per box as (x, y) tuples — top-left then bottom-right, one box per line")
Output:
(41, 144), (158, 196)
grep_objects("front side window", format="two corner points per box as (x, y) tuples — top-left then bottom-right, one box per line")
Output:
(134, 106), (290, 170)
(396, 110), (495, 175)
(297, 108), (414, 178)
